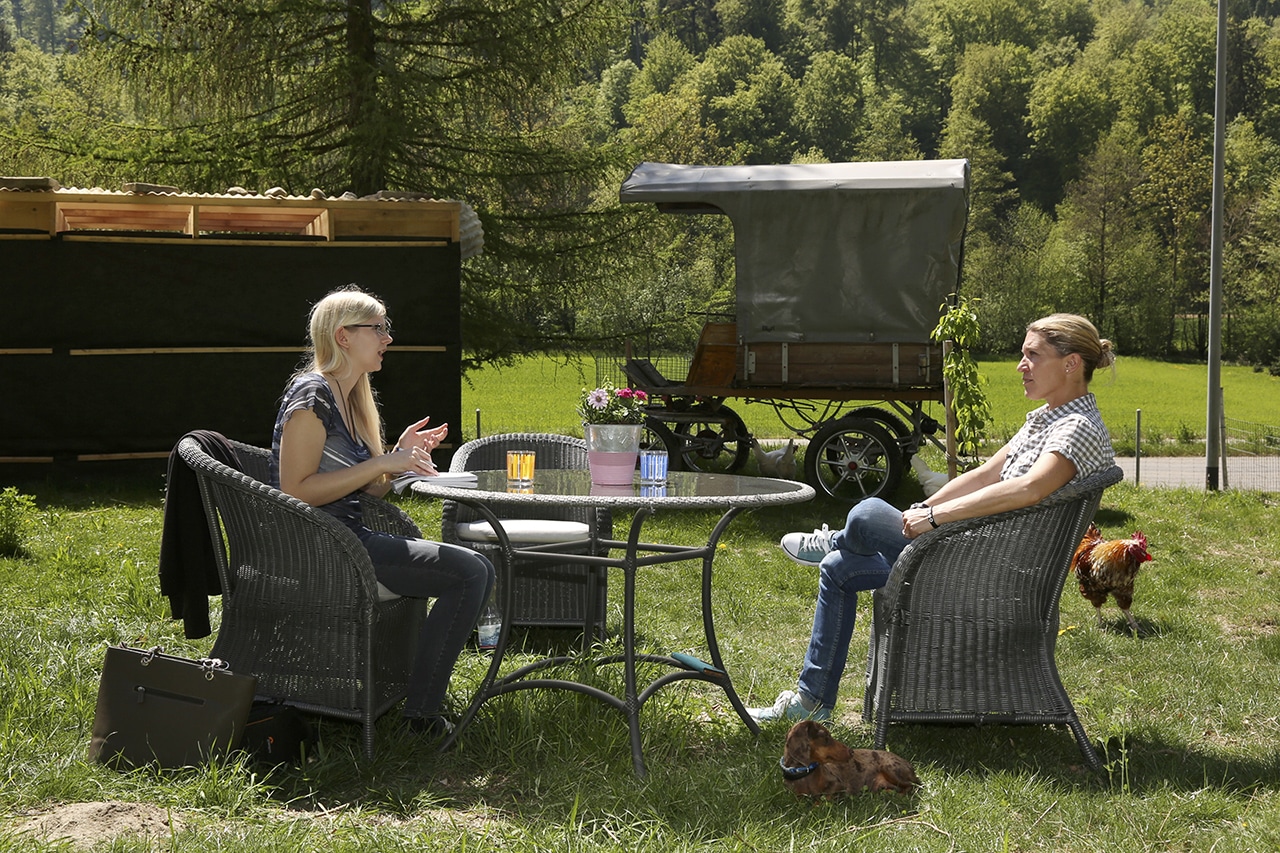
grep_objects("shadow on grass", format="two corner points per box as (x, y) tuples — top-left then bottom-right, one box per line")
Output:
(2, 460), (168, 509)
(1092, 506), (1140, 528)
(1091, 614), (1171, 639)
(860, 722), (1280, 795)
(283, 704), (928, 833)
(242, 665), (926, 829)
(232, 687), (1280, 843)
(1096, 734), (1280, 794)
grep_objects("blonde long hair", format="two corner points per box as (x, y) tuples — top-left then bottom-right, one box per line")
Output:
(295, 284), (387, 454)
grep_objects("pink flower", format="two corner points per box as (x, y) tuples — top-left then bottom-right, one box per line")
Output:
(578, 382), (648, 425)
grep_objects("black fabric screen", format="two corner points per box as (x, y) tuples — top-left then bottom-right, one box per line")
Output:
(2, 237), (462, 460)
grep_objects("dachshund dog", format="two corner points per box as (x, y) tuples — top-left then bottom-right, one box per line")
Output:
(780, 720), (919, 798)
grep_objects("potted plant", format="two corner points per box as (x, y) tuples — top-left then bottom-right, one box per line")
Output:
(578, 383), (648, 485)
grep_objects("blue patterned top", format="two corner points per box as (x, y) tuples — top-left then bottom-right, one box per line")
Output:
(270, 372), (370, 530)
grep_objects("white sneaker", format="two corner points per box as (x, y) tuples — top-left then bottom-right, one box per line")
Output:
(779, 524), (836, 566)
(747, 689), (832, 723)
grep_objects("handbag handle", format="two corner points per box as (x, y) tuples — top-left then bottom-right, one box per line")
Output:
(137, 646), (232, 681)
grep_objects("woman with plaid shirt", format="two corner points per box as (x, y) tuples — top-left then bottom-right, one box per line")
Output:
(753, 314), (1116, 723)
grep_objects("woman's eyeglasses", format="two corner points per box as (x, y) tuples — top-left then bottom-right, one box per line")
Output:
(346, 322), (393, 337)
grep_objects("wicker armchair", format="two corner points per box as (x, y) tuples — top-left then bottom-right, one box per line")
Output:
(178, 437), (427, 760)
(863, 464), (1124, 771)
(440, 433), (611, 633)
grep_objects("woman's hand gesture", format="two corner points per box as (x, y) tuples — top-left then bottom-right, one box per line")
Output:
(396, 417), (448, 454)
(386, 417), (448, 476)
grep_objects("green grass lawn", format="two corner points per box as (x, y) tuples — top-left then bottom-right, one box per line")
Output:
(2, 357), (1280, 851)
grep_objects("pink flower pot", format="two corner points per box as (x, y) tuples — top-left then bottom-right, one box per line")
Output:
(583, 423), (642, 485)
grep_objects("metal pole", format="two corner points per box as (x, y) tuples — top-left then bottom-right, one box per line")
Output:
(475, 408), (482, 440)
(1134, 408), (1142, 486)
(1205, 0), (1227, 491)
(1219, 386), (1229, 490)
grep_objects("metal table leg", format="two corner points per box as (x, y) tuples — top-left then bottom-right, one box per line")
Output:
(439, 497), (757, 777)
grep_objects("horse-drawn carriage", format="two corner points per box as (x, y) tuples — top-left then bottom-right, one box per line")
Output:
(616, 159), (970, 503)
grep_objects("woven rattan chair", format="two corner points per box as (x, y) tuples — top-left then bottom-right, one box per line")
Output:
(863, 464), (1124, 771)
(441, 433), (611, 634)
(178, 436), (427, 760)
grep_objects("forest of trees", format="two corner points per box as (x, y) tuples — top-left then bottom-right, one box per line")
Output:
(3, 0), (1280, 368)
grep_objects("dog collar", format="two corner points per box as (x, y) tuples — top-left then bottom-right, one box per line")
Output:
(779, 756), (819, 780)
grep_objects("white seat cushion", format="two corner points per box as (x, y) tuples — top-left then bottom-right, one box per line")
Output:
(376, 583), (401, 603)
(455, 519), (591, 544)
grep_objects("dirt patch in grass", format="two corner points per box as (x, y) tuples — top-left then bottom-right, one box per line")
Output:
(1213, 612), (1280, 639)
(19, 801), (180, 850)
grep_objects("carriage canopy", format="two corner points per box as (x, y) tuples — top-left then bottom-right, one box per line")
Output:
(619, 160), (969, 346)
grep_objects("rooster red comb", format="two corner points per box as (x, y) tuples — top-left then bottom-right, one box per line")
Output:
(1130, 531), (1152, 560)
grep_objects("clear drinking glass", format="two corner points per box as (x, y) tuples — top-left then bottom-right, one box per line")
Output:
(506, 450), (536, 485)
(639, 448), (669, 485)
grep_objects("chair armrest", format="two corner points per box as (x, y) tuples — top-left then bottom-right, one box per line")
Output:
(358, 492), (422, 538)
(877, 464), (1123, 609)
(179, 437), (390, 608)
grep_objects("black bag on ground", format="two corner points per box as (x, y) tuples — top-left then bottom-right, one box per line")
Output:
(88, 645), (257, 769)
(238, 701), (314, 765)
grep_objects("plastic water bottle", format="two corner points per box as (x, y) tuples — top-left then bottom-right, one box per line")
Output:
(477, 599), (502, 650)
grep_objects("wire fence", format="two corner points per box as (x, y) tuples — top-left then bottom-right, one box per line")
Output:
(594, 351), (691, 390)
(1222, 417), (1280, 492)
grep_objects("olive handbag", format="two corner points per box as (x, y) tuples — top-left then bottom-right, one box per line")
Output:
(88, 645), (257, 769)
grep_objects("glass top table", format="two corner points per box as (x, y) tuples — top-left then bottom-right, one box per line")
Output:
(412, 468), (813, 507)
(411, 469), (814, 777)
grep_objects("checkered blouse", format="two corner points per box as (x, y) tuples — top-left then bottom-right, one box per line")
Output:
(1000, 392), (1114, 482)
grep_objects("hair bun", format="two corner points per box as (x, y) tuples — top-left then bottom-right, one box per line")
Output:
(1098, 339), (1116, 368)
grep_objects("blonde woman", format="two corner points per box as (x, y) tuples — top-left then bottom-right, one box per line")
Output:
(753, 314), (1116, 723)
(272, 284), (494, 737)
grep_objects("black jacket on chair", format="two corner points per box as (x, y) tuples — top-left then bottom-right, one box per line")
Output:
(159, 429), (241, 639)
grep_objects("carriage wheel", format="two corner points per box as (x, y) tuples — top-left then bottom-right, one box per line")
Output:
(803, 417), (903, 503)
(843, 406), (914, 461)
(638, 421), (674, 462)
(664, 408), (750, 474)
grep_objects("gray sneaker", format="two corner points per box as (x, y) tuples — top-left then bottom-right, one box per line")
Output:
(747, 690), (832, 723)
(779, 524), (836, 566)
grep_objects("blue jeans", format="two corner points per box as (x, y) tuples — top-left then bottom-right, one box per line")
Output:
(796, 498), (907, 710)
(360, 531), (495, 719)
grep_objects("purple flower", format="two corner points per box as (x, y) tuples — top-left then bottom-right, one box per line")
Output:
(587, 389), (608, 409)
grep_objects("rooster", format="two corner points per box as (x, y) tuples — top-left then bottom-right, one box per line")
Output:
(751, 438), (797, 479)
(1070, 523), (1153, 632)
